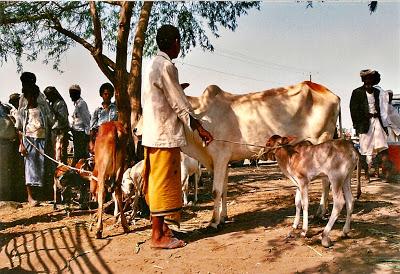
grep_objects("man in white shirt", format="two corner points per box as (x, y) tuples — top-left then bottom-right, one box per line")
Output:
(142, 24), (213, 249)
(69, 84), (91, 165)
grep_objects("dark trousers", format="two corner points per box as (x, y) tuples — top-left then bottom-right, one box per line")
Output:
(72, 130), (89, 165)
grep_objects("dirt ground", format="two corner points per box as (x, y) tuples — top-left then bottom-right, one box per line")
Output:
(1, 163), (399, 274)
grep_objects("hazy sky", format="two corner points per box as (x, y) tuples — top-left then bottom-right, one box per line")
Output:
(1, 1), (399, 130)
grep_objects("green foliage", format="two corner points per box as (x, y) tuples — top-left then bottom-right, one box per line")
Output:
(0, 1), (260, 72)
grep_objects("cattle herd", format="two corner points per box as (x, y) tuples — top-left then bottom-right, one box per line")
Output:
(53, 81), (364, 247)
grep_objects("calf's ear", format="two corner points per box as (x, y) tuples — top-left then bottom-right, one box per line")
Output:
(285, 136), (297, 144)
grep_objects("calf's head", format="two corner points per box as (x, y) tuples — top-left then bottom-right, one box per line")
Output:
(264, 135), (297, 153)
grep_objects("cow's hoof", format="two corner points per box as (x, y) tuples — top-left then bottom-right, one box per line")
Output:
(208, 222), (224, 232)
(285, 229), (296, 239)
(341, 231), (350, 239)
(301, 230), (309, 238)
(123, 227), (130, 234)
(95, 231), (103, 239)
(321, 236), (332, 248)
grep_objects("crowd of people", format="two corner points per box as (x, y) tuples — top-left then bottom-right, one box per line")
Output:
(0, 72), (119, 206)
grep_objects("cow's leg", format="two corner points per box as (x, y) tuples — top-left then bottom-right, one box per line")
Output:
(356, 158), (362, 199)
(321, 180), (345, 247)
(221, 172), (229, 222)
(114, 186), (129, 233)
(293, 188), (302, 229)
(129, 190), (140, 223)
(53, 179), (58, 210)
(342, 175), (354, 237)
(210, 157), (229, 228)
(181, 174), (189, 206)
(96, 181), (105, 239)
(112, 192), (119, 220)
(315, 177), (330, 218)
(194, 170), (200, 204)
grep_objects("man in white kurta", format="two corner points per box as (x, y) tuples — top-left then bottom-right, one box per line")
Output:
(350, 69), (388, 166)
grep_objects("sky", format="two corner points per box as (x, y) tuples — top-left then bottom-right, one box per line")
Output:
(1, 1), (399, 131)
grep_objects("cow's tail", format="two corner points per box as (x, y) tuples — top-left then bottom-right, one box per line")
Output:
(338, 102), (343, 139)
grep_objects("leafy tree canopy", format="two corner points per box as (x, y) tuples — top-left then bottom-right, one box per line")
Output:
(0, 1), (260, 73)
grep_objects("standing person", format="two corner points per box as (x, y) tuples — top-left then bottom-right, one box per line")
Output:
(350, 69), (388, 169)
(141, 24), (213, 249)
(44, 86), (70, 164)
(69, 84), (91, 166)
(18, 72), (51, 114)
(8, 93), (20, 120)
(384, 90), (400, 142)
(89, 82), (118, 148)
(16, 83), (54, 206)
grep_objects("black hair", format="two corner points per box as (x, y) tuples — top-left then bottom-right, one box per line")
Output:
(20, 72), (36, 86)
(156, 24), (180, 51)
(99, 82), (114, 97)
(44, 86), (64, 101)
(69, 88), (81, 97)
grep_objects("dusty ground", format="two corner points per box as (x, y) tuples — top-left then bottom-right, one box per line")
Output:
(1, 163), (399, 274)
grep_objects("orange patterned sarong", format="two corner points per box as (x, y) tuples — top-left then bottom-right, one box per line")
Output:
(142, 147), (182, 226)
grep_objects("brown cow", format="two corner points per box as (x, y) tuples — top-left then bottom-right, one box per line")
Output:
(264, 135), (358, 247)
(91, 121), (129, 239)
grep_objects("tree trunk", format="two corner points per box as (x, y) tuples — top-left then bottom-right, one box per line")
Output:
(114, 2), (134, 131)
(127, 1), (153, 135)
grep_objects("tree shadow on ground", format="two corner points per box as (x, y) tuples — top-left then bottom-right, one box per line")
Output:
(0, 223), (113, 273)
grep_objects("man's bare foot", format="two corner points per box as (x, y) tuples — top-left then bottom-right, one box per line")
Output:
(28, 199), (39, 207)
(151, 236), (186, 249)
(163, 223), (174, 237)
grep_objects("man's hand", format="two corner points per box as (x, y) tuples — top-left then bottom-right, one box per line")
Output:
(189, 116), (213, 146)
(198, 126), (213, 146)
(19, 143), (27, 157)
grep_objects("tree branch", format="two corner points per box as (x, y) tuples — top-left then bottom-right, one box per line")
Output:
(103, 1), (122, 7)
(50, 21), (116, 82)
(89, 1), (102, 54)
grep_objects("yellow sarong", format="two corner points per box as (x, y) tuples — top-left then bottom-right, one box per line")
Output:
(142, 147), (182, 226)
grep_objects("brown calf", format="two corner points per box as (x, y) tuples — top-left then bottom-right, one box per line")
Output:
(265, 135), (358, 247)
(91, 121), (129, 239)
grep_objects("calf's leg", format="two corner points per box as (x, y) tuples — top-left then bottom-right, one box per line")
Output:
(315, 177), (330, 218)
(114, 186), (129, 233)
(96, 181), (105, 239)
(321, 181), (345, 247)
(293, 188), (302, 229)
(342, 176), (354, 237)
(299, 182), (309, 237)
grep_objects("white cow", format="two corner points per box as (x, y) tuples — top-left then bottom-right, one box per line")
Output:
(119, 160), (144, 222)
(136, 81), (340, 229)
(121, 153), (201, 213)
(181, 152), (202, 206)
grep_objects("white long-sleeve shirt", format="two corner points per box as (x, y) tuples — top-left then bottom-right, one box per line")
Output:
(71, 98), (91, 135)
(141, 51), (193, 148)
